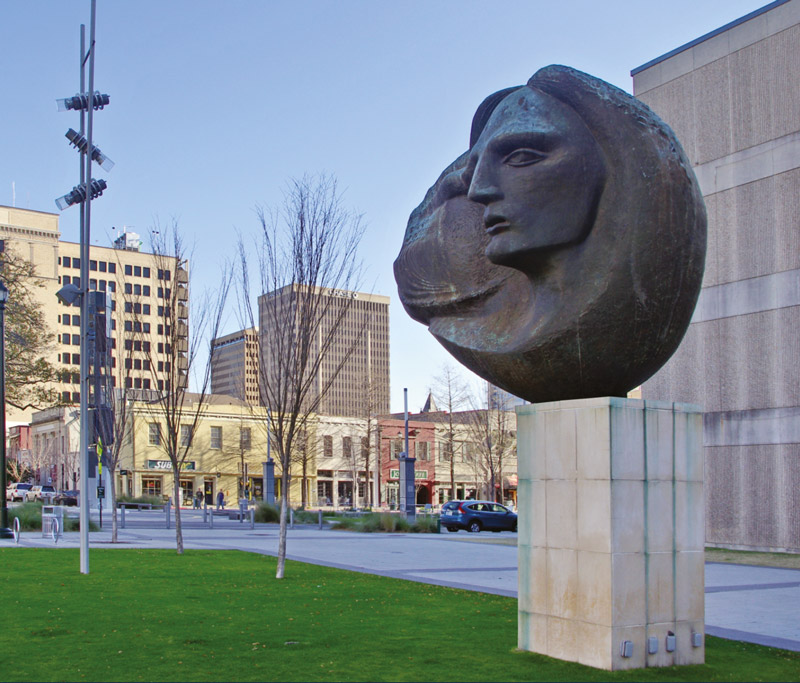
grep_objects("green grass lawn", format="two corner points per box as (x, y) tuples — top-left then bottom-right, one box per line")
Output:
(1, 549), (798, 682)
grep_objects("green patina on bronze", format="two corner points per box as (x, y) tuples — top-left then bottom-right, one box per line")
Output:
(395, 65), (706, 403)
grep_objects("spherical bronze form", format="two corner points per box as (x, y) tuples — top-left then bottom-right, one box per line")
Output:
(394, 65), (707, 403)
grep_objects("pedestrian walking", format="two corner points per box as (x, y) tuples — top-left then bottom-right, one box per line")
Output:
(217, 490), (224, 510)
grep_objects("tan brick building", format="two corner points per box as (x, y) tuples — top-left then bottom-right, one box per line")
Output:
(0, 207), (185, 423)
(210, 328), (259, 404)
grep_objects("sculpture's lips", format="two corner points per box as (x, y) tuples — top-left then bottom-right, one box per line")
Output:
(485, 215), (510, 235)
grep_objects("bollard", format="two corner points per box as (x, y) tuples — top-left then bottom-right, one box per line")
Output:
(318, 509), (323, 529)
(250, 506), (255, 530)
(239, 500), (245, 524)
(209, 504), (214, 529)
(290, 508), (294, 529)
(120, 504), (126, 529)
(166, 498), (171, 530)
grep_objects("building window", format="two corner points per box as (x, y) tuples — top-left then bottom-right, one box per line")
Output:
(462, 442), (475, 463)
(439, 442), (453, 462)
(143, 267), (151, 278)
(90, 260), (97, 271)
(134, 284), (142, 296)
(142, 478), (162, 497)
(99, 261), (107, 272)
(148, 423), (161, 446)
(180, 425), (192, 447)
(416, 441), (430, 461)
(108, 262), (116, 274)
(210, 426), (222, 449)
(240, 428), (251, 451)
(342, 436), (352, 459)
(134, 266), (141, 277)
(323, 435), (333, 458)
(361, 436), (369, 459)
(72, 334), (80, 345)
(125, 265), (132, 276)
(391, 438), (404, 459)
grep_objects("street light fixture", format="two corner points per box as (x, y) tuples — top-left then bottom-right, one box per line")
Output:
(0, 281), (14, 538)
(65, 129), (114, 171)
(55, 179), (108, 211)
(56, 91), (110, 112)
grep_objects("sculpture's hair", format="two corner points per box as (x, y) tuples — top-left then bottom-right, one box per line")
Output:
(469, 86), (522, 148)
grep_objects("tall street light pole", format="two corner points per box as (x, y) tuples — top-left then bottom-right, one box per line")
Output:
(55, 0), (112, 574)
(0, 281), (13, 538)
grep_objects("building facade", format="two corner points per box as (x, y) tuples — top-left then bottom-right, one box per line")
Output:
(210, 328), (259, 404)
(380, 409), (518, 509)
(634, 0), (800, 551)
(0, 208), (186, 423)
(116, 393), (309, 506)
(258, 285), (390, 416)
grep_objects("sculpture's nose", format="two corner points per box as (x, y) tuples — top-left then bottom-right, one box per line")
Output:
(466, 154), (502, 205)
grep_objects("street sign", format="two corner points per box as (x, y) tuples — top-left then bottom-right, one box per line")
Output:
(96, 486), (105, 499)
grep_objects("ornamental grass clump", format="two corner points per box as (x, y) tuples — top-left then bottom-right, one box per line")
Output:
(8, 502), (42, 531)
(411, 515), (440, 533)
(117, 494), (163, 507)
(255, 502), (280, 523)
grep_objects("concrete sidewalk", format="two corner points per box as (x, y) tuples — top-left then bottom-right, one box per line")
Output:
(8, 521), (799, 653)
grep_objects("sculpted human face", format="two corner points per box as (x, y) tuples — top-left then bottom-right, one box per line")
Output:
(466, 88), (607, 269)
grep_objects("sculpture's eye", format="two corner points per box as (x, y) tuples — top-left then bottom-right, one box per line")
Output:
(503, 148), (546, 167)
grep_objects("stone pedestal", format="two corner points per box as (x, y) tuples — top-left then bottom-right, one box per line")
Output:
(516, 397), (704, 670)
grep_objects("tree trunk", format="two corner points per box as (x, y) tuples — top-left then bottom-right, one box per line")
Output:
(449, 448), (455, 502)
(276, 469), (289, 579)
(301, 457), (308, 508)
(173, 473), (184, 555)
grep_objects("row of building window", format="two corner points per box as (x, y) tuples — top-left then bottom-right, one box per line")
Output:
(62, 275), (118, 294)
(148, 424), (251, 450)
(61, 257), (118, 274)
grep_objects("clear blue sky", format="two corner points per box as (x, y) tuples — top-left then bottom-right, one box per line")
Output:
(1, 0), (768, 412)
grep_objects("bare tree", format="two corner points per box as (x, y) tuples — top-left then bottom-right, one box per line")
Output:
(128, 222), (231, 554)
(432, 364), (468, 502)
(237, 174), (365, 579)
(355, 372), (383, 508)
(465, 385), (515, 502)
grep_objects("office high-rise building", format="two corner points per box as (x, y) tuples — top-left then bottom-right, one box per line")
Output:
(210, 328), (260, 404)
(258, 285), (390, 417)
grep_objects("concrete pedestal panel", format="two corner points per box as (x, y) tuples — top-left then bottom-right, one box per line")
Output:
(517, 397), (704, 670)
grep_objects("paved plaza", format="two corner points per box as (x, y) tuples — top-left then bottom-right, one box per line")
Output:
(8, 514), (799, 653)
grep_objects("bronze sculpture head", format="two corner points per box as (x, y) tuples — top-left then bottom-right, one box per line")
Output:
(394, 65), (706, 403)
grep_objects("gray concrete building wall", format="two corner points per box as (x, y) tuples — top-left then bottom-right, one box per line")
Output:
(633, 0), (800, 552)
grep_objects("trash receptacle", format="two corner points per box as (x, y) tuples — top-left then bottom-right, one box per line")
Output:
(42, 505), (64, 538)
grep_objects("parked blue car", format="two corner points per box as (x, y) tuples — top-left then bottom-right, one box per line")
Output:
(440, 500), (517, 533)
